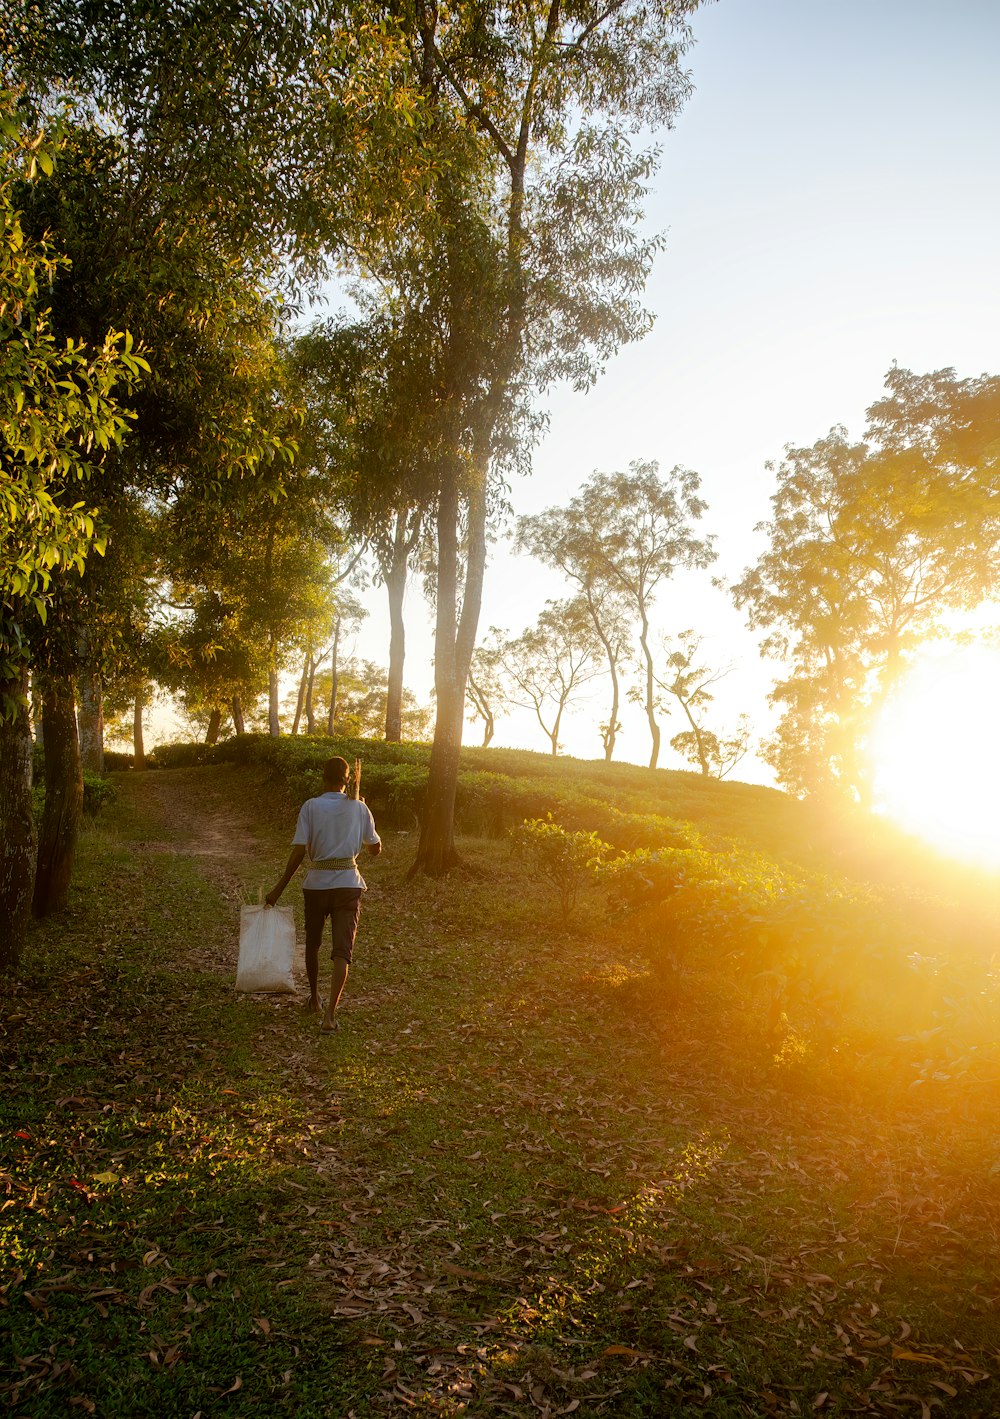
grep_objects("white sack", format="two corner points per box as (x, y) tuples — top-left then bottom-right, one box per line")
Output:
(236, 904), (296, 993)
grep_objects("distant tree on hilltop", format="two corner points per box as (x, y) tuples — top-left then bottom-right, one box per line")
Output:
(735, 365), (1000, 800)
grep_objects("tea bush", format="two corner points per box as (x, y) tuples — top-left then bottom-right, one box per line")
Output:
(82, 771), (117, 817)
(514, 815), (611, 923)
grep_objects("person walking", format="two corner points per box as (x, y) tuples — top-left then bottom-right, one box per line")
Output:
(265, 755), (381, 1033)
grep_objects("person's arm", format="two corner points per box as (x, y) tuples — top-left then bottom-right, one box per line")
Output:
(265, 845), (306, 905)
(362, 804), (381, 857)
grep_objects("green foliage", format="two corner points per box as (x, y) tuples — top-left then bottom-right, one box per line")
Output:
(735, 367), (1000, 798)
(30, 761), (116, 820)
(81, 770), (115, 816)
(513, 814), (610, 922)
(0, 92), (146, 711)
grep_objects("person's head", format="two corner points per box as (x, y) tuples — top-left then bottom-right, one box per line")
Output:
(322, 756), (351, 791)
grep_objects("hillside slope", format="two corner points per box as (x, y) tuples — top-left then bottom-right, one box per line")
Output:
(4, 762), (999, 1416)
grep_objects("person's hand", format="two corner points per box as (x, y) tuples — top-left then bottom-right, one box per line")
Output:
(264, 892), (279, 907)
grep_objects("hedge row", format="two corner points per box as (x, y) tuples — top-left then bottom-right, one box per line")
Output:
(146, 734), (712, 849)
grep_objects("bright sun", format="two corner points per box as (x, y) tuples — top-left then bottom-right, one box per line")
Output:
(866, 644), (1000, 868)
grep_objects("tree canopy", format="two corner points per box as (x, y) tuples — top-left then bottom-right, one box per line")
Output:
(734, 366), (1000, 799)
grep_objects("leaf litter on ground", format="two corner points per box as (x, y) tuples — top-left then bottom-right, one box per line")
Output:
(2, 764), (1000, 1416)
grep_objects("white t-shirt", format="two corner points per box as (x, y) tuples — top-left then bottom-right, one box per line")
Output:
(292, 792), (381, 890)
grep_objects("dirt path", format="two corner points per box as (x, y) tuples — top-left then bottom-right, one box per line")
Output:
(120, 765), (300, 976)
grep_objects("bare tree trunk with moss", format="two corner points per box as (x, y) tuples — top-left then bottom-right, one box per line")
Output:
(33, 673), (83, 918)
(133, 690), (146, 769)
(0, 666), (38, 971)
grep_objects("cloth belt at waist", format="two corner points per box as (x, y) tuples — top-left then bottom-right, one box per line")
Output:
(309, 856), (358, 871)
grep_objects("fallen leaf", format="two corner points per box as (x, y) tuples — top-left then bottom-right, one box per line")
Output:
(892, 1347), (945, 1365)
(440, 1262), (495, 1282)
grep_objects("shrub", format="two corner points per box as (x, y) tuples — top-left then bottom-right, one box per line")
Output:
(83, 771), (117, 817)
(148, 741), (225, 769)
(513, 815), (611, 923)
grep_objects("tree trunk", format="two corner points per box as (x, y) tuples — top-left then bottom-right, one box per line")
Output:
(0, 666), (38, 972)
(638, 606), (661, 770)
(30, 675), (42, 745)
(268, 665), (280, 737)
(680, 697), (711, 775)
(231, 695), (245, 735)
(78, 661), (104, 775)
(409, 467), (487, 877)
(206, 708), (222, 745)
(466, 675), (494, 746)
(385, 558), (407, 742)
(305, 655), (316, 734)
(385, 510), (419, 742)
(33, 673), (83, 918)
(326, 620), (341, 735)
(602, 657), (620, 762)
(292, 657), (308, 736)
(586, 589), (621, 763)
(133, 691), (146, 770)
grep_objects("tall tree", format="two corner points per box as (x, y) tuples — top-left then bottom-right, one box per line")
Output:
(731, 368), (998, 800)
(378, 0), (702, 871)
(500, 599), (602, 756)
(466, 629), (509, 748)
(517, 508), (633, 761)
(535, 463), (714, 769)
(5, 0), (433, 927)
(291, 316), (428, 745)
(652, 631), (751, 779)
(0, 95), (143, 956)
(734, 367), (1000, 798)
(312, 656), (433, 741)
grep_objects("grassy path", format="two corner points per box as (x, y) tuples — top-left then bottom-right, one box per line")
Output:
(3, 765), (999, 1416)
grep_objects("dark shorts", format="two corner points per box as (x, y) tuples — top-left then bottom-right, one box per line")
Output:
(303, 888), (363, 964)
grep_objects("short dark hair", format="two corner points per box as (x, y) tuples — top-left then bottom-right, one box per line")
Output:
(322, 755), (351, 788)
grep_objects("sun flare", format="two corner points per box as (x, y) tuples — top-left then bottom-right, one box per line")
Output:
(866, 644), (1000, 868)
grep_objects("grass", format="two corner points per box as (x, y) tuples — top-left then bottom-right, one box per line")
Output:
(2, 763), (999, 1415)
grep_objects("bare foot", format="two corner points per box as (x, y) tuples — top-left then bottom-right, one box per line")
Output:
(304, 996), (323, 1015)
(320, 1013), (338, 1034)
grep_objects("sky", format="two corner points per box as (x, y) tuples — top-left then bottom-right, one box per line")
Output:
(348, 0), (1000, 782)
(155, 0), (1000, 779)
